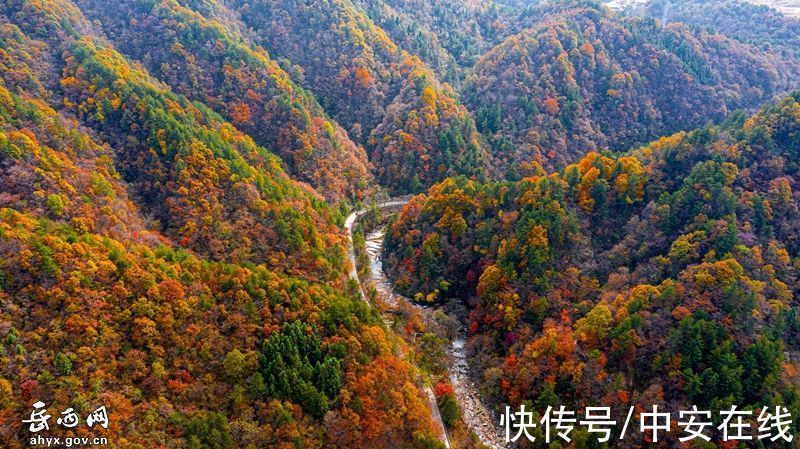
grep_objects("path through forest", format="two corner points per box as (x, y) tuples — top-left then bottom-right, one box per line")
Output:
(345, 201), (451, 448)
(346, 202), (508, 449)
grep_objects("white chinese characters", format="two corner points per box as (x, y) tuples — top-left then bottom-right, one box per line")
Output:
(21, 401), (51, 433)
(23, 402), (109, 433)
(501, 404), (794, 443)
(56, 408), (80, 428)
(86, 406), (109, 429)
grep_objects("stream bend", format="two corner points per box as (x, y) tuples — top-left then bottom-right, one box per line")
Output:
(345, 202), (507, 449)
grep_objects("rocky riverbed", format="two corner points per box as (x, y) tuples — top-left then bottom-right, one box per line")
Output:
(366, 227), (508, 449)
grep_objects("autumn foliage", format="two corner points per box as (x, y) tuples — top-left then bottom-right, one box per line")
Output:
(385, 93), (800, 446)
(464, 2), (800, 175)
(0, 1), (442, 447)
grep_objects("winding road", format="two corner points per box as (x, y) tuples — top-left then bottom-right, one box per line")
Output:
(344, 200), (408, 303)
(344, 200), (450, 448)
(345, 202), (507, 449)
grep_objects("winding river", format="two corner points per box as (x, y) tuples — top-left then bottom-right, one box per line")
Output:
(346, 203), (508, 449)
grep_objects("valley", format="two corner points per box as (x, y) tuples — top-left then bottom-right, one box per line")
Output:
(1, 0), (799, 447)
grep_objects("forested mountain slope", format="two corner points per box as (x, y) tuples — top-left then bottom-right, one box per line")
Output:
(3, 0), (800, 447)
(352, 0), (504, 83)
(72, 0), (373, 203)
(384, 90), (800, 445)
(50, 0), (496, 197)
(224, 0), (490, 194)
(463, 2), (800, 174)
(0, 1), (445, 447)
(642, 0), (800, 56)
(46, 0), (800, 195)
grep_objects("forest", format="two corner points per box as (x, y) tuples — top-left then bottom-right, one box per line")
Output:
(384, 90), (800, 447)
(0, 0), (798, 447)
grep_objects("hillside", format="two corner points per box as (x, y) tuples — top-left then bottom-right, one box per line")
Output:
(463, 2), (800, 174)
(0, 1), (445, 447)
(2, 0), (800, 447)
(72, 0), (373, 203)
(225, 0), (491, 194)
(384, 90), (800, 445)
(643, 0), (800, 53)
(352, 0), (504, 83)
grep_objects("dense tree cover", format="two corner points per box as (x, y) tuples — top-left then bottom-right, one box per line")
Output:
(4, 0), (800, 446)
(366, 68), (488, 194)
(59, 40), (347, 279)
(0, 1), (446, 447)
(463, 1), (800, 174)
(15, 0), (798, 199)
(73, 0), (373, 203)
(0, 27), (152, 243)
(384, 91), (800, 446)
(2, 0), (350, 280)
(225, 0), (490, 194)
(0, 204), (438, 448)
(351, 0), (460, 84)
(643, 0), (800, 56)
(351, 0), (505, 83)
(260, 320), (342, 418)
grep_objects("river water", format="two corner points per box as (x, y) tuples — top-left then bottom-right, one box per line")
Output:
(365, 227), (508, 449)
